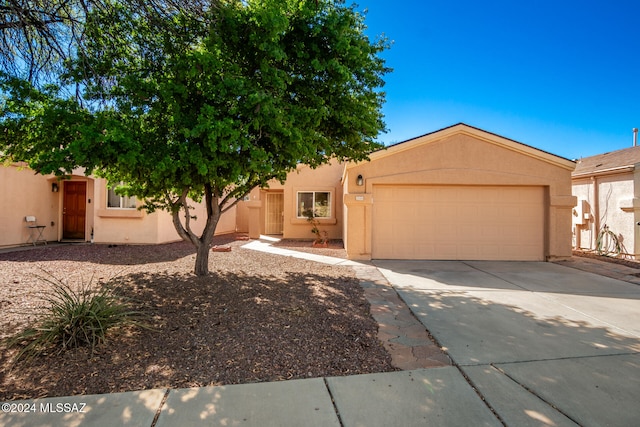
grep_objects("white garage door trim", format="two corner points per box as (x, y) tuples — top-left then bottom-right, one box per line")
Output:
(372, 185), (545, 261)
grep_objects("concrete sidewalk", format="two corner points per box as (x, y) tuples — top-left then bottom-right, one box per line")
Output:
(1, 367), (502, 427)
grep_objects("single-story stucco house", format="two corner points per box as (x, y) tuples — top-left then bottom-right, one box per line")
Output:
(572, 144), (640, 259)
(247, 123), (577, 261)
(2, 123), (577, 261)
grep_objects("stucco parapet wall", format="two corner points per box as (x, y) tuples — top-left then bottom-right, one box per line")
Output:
(550, 195), (577, 208)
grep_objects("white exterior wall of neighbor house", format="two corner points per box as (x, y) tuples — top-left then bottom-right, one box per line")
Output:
(572, 169), (640, 258)
(571, 178), (595, 250)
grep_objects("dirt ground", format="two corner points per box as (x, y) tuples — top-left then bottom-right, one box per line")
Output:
(0, 236), (395, 400)
(572, 249), (640, 269)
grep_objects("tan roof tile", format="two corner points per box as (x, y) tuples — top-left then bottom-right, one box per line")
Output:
(573, 145), (640, 176)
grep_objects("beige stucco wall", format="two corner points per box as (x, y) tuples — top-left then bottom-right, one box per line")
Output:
(282, 161), (344, 240)
(235, 199), (250, 233)
(216, 204), (239, 235)
(343, 125), (576, 261)
(572, 169), (640, 258)
(93, 178), (158, 244)
(93, 179), (238, 245)
(0, 164), (60, 247)
(0, 164), (238, 247)
(246, 160), (345, 240)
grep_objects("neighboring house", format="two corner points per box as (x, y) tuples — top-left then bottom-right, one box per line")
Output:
(0, 164), (240, 248)
(572, 145), (640, 259)
(2, 123), (577, 262)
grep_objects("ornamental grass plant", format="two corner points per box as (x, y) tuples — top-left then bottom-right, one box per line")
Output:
(6, 273), (146, 364)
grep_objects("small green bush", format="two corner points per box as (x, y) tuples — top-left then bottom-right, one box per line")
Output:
(6, 274), (145, 364)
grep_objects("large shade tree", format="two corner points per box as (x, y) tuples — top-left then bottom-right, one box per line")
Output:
(0, 0), (389, 275)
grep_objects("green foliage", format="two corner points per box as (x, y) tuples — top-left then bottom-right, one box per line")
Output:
(303, 209), (328, 243)
(0, 74), (98, 176)
(0, 0), (390, 274)
(6, 274), (146, 364)
(67, 0), (390, 208)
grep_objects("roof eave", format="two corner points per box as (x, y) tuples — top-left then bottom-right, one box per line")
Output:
(347, 123), (576, 171)
(572, 165), (636, 179)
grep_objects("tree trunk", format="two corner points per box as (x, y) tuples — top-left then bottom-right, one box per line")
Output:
(194, 240), (211, 276)
(194, 220), (219, 276)
(193, 189), (220, 276)
(170, 185), (221, 276)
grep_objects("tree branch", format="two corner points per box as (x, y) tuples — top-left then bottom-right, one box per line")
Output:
(169, 189), (200, 246)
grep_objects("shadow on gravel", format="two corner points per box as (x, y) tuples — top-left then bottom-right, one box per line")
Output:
(0, 268), (394, 401)
(0, 242), (196, 265)
(0, 235), (245, 265)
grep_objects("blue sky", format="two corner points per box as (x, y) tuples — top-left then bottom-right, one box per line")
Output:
(356, 0), (640, 160)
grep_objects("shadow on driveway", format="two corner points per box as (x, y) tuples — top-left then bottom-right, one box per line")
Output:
(375, 260), (640, 427)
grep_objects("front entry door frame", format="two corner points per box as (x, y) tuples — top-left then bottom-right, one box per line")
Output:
(63, 181), (87, 240)
(265, 192), (284, 235)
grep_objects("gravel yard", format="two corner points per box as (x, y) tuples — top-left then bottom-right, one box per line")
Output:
(0, 235), (394, 400)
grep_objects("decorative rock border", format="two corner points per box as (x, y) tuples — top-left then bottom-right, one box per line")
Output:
(352, 264), (451, 370)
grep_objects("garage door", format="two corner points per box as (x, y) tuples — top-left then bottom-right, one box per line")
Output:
(372, 185), (545, 261)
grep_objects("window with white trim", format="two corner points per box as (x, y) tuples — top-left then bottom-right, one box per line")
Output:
(297, 191), (331, 218)
(107, 184), (137, 209)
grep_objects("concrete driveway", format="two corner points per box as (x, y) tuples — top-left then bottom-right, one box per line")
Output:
(374, 260), (640, 427)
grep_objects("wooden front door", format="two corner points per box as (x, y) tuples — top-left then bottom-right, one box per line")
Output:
(63, 181), (87, 240)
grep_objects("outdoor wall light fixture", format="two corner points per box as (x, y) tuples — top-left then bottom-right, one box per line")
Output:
(51, 182), (59, 193)
(356, 174), (364, 186)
